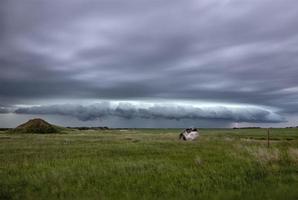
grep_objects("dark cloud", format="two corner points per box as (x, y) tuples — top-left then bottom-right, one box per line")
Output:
(0, 0), (298, 126)
(14, 102), (285, 123)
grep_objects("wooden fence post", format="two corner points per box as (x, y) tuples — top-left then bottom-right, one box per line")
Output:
(267, 128), (270, 148)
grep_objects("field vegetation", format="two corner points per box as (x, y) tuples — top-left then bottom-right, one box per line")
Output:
(0, 128), (298, 199)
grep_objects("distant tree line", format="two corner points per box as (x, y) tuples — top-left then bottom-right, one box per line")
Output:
(233, 126), (298, 129)
(67, 126), (109, 130)
(233, 127), (261, 129)
(0, 128), (12, 131)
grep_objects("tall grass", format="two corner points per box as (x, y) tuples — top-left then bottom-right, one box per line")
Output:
(0, 128), (298, 199)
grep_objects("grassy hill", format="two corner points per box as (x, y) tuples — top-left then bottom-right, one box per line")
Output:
(13, 118), (61, 133)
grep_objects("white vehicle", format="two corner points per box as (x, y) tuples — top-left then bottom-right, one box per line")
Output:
(179, 128), (199, 141)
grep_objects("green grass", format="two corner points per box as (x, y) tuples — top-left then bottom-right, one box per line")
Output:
(1, 128), (298, 200)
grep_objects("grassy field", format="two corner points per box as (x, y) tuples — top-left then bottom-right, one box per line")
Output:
(1, 128), (298, 200)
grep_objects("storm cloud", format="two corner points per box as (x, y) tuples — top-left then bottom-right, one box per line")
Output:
(14, 102), (285, 123)
(1, 0), (298, 126)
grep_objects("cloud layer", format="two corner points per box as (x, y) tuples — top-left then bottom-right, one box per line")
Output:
(1, 0), (298, 126)
(13, 102), (285, 123)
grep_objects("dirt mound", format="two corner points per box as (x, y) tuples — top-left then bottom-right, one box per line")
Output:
(14, 118), (60, 133)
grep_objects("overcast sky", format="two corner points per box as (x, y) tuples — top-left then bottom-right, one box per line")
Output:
(0, 0), (298, 128)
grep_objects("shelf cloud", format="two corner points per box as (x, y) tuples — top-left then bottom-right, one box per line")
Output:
(13, 102), (285, 123)
(1, 0), (298, 127)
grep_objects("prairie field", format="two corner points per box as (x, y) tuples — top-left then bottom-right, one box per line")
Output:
(0, 128), (298, 200)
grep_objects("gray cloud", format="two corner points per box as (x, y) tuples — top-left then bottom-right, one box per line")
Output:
(1, 0), (298, 125)
(0, 107), (10, 113)
(14, 102), (285, 123)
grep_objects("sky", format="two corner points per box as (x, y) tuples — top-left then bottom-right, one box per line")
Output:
(0, 0), (298, 128)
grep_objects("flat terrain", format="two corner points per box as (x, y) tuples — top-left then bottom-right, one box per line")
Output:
(1, 128), (298, 200)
